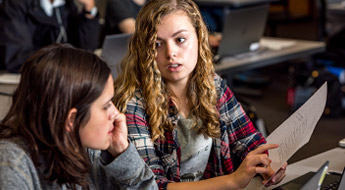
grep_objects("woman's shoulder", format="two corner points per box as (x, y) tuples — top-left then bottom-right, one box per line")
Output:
(125, 89), (147, 116)
(0, 138), (45, 189)
(0, 138), (31, 163)
(213, 73), (229, 95)
(213, 73), (222, 84)
(127, 89), (145, 107)
(0, 138), (37, 174)
(213, 73), (227, 87)
(0, 138), (27, 155)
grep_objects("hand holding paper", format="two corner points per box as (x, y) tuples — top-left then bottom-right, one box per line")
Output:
(243, 82), (327, 189)
(262, 162), (287, 186)
(266, 82), (327, 172)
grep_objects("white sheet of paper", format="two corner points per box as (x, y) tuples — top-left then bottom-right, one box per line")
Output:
(267, 82), (327, 171)
(243, 82), (327, 190)
(260, 38), (296, 50)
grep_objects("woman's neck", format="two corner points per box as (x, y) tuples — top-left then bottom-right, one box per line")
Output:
(167, 82), (190, 118)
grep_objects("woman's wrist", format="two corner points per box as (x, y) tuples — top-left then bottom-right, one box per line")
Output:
(107, 140), (129, 158)
(228, 171), (247, 190)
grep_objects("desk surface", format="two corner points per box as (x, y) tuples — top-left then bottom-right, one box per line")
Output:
(273, 147), (345, 187)
(215, 37), (325, 75)
(0, 84), (16, 121)
(245, 147), (345, 189)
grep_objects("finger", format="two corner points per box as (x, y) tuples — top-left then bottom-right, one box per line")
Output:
(249, 154), (271, 167)
(264, 166), (286, 186)
(113, 113), (127, 130)
(272, 172), (286, 183)
(250, 144), (278, 154)
(255, 166), (270, 174)
(264, 176), (280, 186)
(113, 111), (125, 123)
(281, 162), (288, 169)
(261, 167), (274, 180)
(272, 167), (286, 182)
(269, 163), (287, 180)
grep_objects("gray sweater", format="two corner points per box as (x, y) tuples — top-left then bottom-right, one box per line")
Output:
(0, 139), (158, 190)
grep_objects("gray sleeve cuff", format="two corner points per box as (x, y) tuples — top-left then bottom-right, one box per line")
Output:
(102, 142), (158, 189)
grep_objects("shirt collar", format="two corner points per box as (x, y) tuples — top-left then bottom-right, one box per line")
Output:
(40, 0), (65, 16)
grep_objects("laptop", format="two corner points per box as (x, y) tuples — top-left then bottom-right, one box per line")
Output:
(274, 161), (345, 190)
(215, 4), (269, 60)
(322, 167), (345, 190)
(100, 33), (132, 79)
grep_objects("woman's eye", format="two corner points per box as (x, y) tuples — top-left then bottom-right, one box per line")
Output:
(155, 42), (162, 48)
(104, 103), (112, 110)
(177, 37), (186, 43)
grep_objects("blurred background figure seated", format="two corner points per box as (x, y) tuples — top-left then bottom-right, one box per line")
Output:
(0, 0), (100, 73)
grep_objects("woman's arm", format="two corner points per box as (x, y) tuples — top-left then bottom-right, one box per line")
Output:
(166, 144), (278, 190)
(105, 0), (137, 34)
(88, 110), (158, 189)
(125, 91), (278, 190)
(91, 143), (158, 190)
(126, 99), (173, 189)
(216, 75), (266, 159)
(216, 75), (286, 186)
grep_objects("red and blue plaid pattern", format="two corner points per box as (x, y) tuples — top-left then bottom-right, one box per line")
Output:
(126, 74), (266, 190)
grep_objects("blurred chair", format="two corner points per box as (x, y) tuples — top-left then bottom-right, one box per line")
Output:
(266, 0), (327, 41)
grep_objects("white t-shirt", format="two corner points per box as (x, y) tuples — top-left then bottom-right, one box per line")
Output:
(176, 115), (212, 182)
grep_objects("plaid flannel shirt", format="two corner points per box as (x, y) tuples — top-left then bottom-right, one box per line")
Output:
(126, 74), (266, 190)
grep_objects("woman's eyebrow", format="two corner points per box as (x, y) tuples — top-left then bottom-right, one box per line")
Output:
(103, 96), (114, 105)
(156, 29), (188, 40)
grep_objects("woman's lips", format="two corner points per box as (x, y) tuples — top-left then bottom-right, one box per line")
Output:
(168, 63), (182, 72)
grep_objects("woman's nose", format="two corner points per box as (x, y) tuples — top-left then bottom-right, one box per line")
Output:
(166, 42), (177, 60)
(108, 103), (116, 120)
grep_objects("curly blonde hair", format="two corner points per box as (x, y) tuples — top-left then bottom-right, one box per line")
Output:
(114, 0), (220, 141)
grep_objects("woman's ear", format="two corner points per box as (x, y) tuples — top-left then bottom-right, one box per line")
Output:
(65, 108), (77, 132)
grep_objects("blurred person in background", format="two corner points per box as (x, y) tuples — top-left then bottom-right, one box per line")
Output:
(0, 0), (100, 73)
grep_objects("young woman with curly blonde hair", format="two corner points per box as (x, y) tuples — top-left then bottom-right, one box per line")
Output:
(113, 0), (286, 189)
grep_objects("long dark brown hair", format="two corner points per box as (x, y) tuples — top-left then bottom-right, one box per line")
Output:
(0, 43), (110, 189)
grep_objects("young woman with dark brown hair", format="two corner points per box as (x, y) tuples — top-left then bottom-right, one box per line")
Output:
(0, 43), (158, 190)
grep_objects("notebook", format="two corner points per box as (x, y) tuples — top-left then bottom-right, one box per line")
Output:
(216, 4), (269, 59)
(274, 161), (345, 190)
(100, 33), (132, 79)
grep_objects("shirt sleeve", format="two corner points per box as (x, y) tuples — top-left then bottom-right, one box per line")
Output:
(89, 143), (158, 190)
(0, 141), (39, 190)
(216, 75), (266, 161)
(125, 94), (173, 190)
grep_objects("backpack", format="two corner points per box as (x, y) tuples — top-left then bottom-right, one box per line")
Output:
(287, 64), (344, 117)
